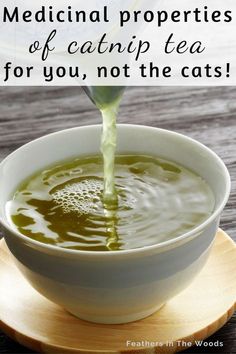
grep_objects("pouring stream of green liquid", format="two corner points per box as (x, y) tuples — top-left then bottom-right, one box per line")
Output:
(82, 86), (125, 208)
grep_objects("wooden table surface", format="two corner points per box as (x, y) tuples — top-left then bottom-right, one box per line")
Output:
(0, 86), (235, 353)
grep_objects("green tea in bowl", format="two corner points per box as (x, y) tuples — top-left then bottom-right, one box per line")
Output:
(9, 154), (214, 251)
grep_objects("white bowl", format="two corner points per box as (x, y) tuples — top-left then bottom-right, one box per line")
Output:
(0, 125), (231, 324)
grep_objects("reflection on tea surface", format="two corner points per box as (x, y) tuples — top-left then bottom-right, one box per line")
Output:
(9, 155), (215, 251)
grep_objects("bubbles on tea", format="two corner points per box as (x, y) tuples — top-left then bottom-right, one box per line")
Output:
(51, 179), (103, 215)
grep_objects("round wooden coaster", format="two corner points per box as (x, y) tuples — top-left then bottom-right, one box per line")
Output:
(0, 229), (235, 354)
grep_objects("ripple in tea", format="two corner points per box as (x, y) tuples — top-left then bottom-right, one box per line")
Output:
(8, 155), (215, 251)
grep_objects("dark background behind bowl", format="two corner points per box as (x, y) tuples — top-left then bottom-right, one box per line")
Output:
(0, 86), (235, 353)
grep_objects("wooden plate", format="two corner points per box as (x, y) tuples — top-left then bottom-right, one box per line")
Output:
(0, 229), (235, 354)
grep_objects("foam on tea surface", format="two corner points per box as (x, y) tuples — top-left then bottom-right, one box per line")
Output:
(9, 155), (215, 251)
(52, 179), (103, 215)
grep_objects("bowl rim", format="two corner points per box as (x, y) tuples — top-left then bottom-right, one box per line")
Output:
(0, 124), (231, 258)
